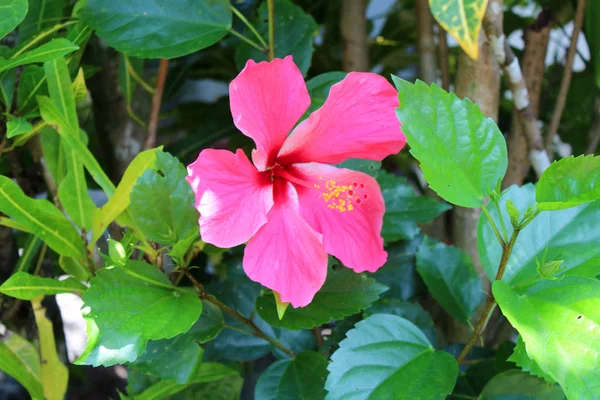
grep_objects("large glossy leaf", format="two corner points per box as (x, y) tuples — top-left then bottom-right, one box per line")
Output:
(255, 351), (329, 400)
(325, 314), (458, 399)
(536, 155), (600, 210)
(478, 184), (600, 286)
(429, 0), (488, 60)
(0, 175), (83, 258)
(393, 78), (507, 208)
(378, 172), (451, 242)
(479, 370), (565, 400)
(91, 148), (158, 244)
(0, 333), (43, 400)
(129, 151), (198, 244)
(0, 0), (28, 40)
(493, 277), (600, 400)
(76, 261), (202, 366)
(81, 0), (231, 59)
(235, 0), (317, 76)
(31, 297), (69, 400)
(0, 38), (78, 73)
(256, 267), (387, 330)
(0, 272), (86, 299)
(416, 236), (484, 323)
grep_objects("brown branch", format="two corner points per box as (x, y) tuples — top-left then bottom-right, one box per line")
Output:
(341, 0), (369, 72)
(483, 0), (551, 177)
(416, 0), (437, 84)
(144, 59), (169, 150)
(438, 25), (451, 91)
(545, 0), (586, 154)
(504, 10), (552, 187)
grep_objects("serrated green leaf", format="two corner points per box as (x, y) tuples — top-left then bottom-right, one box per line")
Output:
(6, 116), (33, 138)
(0, 333), (43, 400)
(508, 337), (555, 384)
(378, 172), (451, 242)
(129, 151), (198, 244)
(18, 0), (65, 41)
(536, 155), (600, 210)
(325, 314), (458, 399)
(256, 267), (388, 330)
(479, 370), (565, 399)
(429, 0), (488, 60)
(81, 0), (231, 59)
(76, 261), (202, 366)
(255, 351), (329, 400)
(0, 0), (28, 40)
(31, 297), (69, 400)
(0, 38), (78, 73)
(478, 184), (600, 286)
(493, 277), (600, 400)
(0, 175), (84, 258)
(91, 147), (159, 245)
(17, 65), (47, 113)
(235, 0), (317, 76)
(416, 236), (484, 323)
(393, 78), (507, 207)
(0, 272), (86, 300)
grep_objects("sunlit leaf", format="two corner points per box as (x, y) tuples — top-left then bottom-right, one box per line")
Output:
(0, 272), (86, 299)
(0, 0), (28, 40)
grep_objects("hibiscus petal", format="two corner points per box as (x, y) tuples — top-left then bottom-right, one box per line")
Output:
(230, 56), (310, 170)
(288, 163), (387, 273)
(243, 180), (328, 308)
(277, 72), (405, 165)
(186, 149), (273, 248)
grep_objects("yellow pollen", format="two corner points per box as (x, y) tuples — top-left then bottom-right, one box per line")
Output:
(318, 180), (355, 213)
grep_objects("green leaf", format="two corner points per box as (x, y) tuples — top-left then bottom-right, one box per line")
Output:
(39, 126), (66, 184)
(6, 116), (33, 138)
(129, 151), (198, 244)
(479, 370), (565, 400)
(256, 267), (388, 330)
(305, 71), (346, 115)
(325, 314), (458, 399)
(336, 159), (381, 178)
(172, 375), (243, 400)
(0, 67), (16, 107)
(58, 147), (96, 230)
(536, 155), (600, 210)
(378, 172), (451, 242)
(71, 67), (87, 103)
(508, 337), (555, 384)
(91, 147), (159, 245)
(255, 351), (329, 400)
(0, 0), (28, 40)
(0, 38), (79, 73)
(118, 55), (144, 106)
(0, 175), (84, 258)
(14, 236), (42, 273)
(81, 0), (231, 59)
(392, 78), (507, 208)
(493, 277), (600, 400)
(235, 0), (317, 76)
(0, 272), (86, 300)
(76, 261), (202, 366)
(17, 65), (47, 113)
(59, 255), (92, 281)
(44, 57), (77, 128)
(587, 0), (600, 88)
(365, 299), (437, 345)
(133, 364), (239, 400)
(0, 332), (44, 400)
(31, 297), (69, 400)
(429, 0), (488, 60)
(478, 184), (600, 286)
(416, 236), (484, 323)
(18, 0), (65, 40)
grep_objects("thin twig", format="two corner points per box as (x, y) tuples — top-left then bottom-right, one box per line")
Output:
(144, 59), (169, 150)
(228, 28), (268, 52)
(457, 229), (519, 364)
(182, 269), (295, 357)
(230, 5), (268, 48)
(545, 0), (586, 155)
(313, 327), (324, 347)
(267, 0), (276, 61)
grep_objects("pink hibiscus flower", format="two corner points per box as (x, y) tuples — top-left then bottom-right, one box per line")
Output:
(186, 56), (405, 307)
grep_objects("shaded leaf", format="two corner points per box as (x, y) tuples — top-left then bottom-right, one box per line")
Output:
(372, 237), (423, 301)
(17, 65), (47, 113)
(305, 71), (346, 115)
(365, 299), (437, 345)
(479, 370), (565, 399)
(18, 0), (65, 40)
(0, 333), (43, 400)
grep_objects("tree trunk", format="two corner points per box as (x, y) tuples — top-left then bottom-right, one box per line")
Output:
(416, 0), (437, 84)
(340, 0), (369, 72)
(504, 11), (552, 187)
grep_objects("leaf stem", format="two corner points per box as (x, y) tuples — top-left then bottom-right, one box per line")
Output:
(124, 55), (155, 94)
(456, 228), (520, 364)
(182, 268), (295, 357)
(229, 28), (268, 52)
(267, 0), (275, 60)
(481, 204), (505, 247)
(229, 5), (268, 49)
(493, 200), (508, 243)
